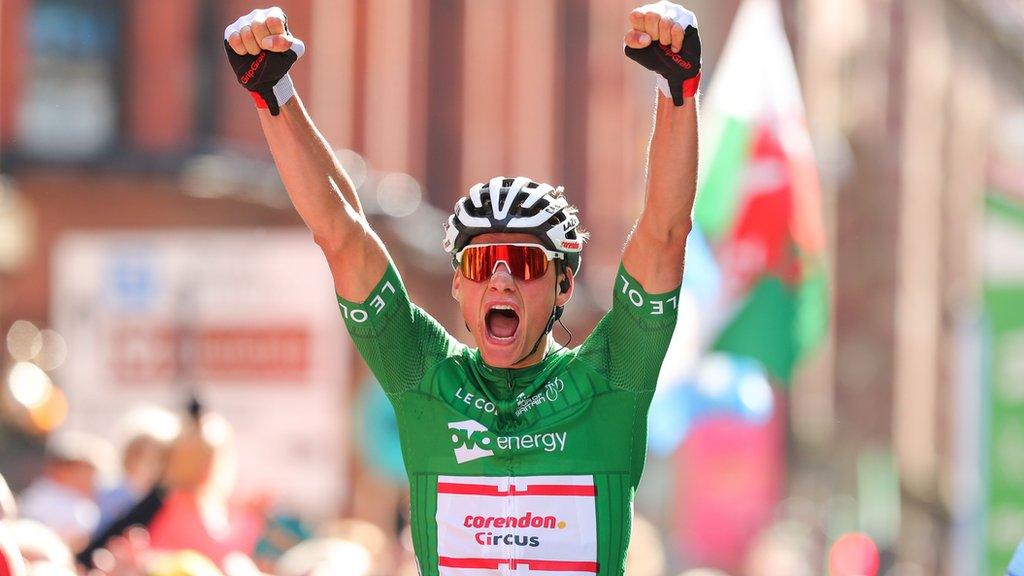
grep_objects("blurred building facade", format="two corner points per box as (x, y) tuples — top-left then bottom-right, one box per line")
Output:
(0, 0), (737, 336)
(797, 0), (1024, 573)
(2, 0), (1024, 573)
(0, 0), (744, 533)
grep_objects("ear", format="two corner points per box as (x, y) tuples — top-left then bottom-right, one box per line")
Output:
(555, 267), (574, 307)
(451, 270), (461, 301)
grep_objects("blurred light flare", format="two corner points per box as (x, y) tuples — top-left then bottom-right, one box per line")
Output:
(32, 328), (68, 371)
(828, 532), (880, 576)
(337, 149), (368, 190)
(28, 383), (70, 432)
(8, 361), (53, 408)
(7, 320), (42, 361)
(377, 172), (422, 218)
(696, 353), (733, 398)
(203, 414), (234, 446)
(737, 371), (774, 423)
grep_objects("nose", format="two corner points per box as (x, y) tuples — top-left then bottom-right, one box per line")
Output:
(488, 261), (515, 292)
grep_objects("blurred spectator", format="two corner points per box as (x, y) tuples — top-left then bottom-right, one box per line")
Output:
(0, 474), (16, 520)
(88, 528), (227, 576)
(82, 411), (263, 571)
(88, 527), (153, 576)
(149, 412), (263, 563)
(16, 431), (109, 551)
(625, 515), (666, 576)
(87, 527), (249, 576)
(275, 538), (371, 576)
(677, 570), (731, 576)
(96, 406), (180, 534)
(6, 520), (74, 573)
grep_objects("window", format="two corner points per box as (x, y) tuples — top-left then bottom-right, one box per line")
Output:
(17, 0), (121, 160)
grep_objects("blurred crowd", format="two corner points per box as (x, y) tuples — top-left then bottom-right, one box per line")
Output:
(0, 404), (412, 576)
(0, 401), (883, 576)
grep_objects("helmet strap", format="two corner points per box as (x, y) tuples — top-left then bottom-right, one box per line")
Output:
(511, 264), (564, 366)
(513, 306), (560, 367)
(556, 315), (573, 347)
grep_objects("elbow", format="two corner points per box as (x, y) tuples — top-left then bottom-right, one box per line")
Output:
(313, 221), (364, 257)
(313, 231), (339, 255)
(313, 218), (380, 269)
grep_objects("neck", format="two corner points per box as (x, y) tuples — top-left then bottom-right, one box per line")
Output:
(511, 334), (551, 368)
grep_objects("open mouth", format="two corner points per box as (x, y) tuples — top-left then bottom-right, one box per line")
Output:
(485, 306), (520, 342)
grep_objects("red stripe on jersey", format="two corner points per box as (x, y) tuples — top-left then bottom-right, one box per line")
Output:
(436, 482), (595, 497)
(439, 556), (599, 572)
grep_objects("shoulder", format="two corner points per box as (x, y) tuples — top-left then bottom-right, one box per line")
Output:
(422, 343), (475, 384)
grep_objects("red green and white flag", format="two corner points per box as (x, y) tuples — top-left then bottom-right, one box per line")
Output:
(694, 0), (828, 383)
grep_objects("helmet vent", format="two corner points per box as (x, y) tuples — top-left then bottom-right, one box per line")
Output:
(446, 176), (586, 275)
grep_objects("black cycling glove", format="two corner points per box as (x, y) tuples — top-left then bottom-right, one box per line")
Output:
(223, 9), (305, 116)
(625, 25), (701, 105)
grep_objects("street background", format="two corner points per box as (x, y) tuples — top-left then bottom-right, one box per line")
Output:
(1, 0), (1024, 575)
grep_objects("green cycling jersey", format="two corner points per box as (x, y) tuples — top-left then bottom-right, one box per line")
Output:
(337, 261), (680, 576)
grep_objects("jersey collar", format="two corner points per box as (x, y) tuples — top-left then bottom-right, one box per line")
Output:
(473, 349), (558, 389)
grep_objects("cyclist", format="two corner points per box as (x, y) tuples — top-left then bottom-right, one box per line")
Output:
(225, 2), (701, 574)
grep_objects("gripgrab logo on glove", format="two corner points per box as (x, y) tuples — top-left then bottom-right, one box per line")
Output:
(241, 52), (266, 85)
(624, 21), (702, 105)
(659, 44), (693, 69)
(223, 11), (304, 117)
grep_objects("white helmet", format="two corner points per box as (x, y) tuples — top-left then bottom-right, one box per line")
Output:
(442, 176), (587, 275)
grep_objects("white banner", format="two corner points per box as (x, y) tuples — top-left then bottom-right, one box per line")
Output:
(51, 230), (348, 517)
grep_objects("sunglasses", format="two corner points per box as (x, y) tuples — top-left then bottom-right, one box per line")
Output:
(455, 243), (564, 282)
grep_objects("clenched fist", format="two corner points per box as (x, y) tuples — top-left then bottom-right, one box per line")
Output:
(224, 7), (306, 115)
(623, 1), (702, 106)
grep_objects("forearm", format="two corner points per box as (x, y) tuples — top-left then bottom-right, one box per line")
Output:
(258, 93), (388, 300)
(639, 91), (699, 245)
(621, 91), (698, 292)
(226, 8), (387, 300)
(257, 93), (364, 245)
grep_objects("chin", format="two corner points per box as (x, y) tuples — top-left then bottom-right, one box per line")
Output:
(479, 342), (522, 368)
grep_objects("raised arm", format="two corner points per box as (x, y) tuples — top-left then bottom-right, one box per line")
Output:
(256, 97), (389, 301)
(621, 1), (701, 293)
(225, 8), (388, 301)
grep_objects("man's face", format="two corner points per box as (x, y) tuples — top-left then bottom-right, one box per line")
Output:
(452, 232), (573, 368)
